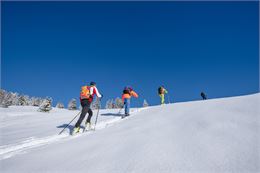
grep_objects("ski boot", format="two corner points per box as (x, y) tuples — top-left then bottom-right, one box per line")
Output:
(85, 122), (92, 131)
(72, 126), (80, 135)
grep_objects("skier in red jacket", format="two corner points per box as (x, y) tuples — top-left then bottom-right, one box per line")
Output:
(73, 81), (102, 134)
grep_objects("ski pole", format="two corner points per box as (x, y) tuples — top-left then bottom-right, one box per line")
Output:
(168, 95), (171, 104)
(93, 98), (101, 131)
(58, 111), (81, 135)
(118, 106), (123, 115)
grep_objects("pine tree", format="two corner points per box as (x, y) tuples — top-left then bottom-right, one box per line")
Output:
(0, 89), (5, 105)
(68, 99), (77, 110)
(91, 98), (101, 110)
(56, 102), (64, 109)
(105, 99), (114, 109)
(11, 92), (20, 106)
(18, 95), (30, 106)
(105, 99), (111, 109)
(115, 97), (124, 108)
(31, 97), (42, 106)
(38, 97), (52, 112)
(0, 89), (47, 108)
(0, 90), (11, 108)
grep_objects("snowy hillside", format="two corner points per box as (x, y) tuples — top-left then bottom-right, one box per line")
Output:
(0, 93), (259, 173)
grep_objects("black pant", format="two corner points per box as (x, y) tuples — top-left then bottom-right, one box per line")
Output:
(75, 99), (93, 128)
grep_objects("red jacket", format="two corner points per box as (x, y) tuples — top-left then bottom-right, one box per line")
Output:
(80, 86), (102, 103)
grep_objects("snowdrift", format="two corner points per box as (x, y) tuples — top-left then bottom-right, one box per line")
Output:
(0, 93), (259, 173)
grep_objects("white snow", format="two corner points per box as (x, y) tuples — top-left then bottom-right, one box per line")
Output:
(0, 93), (259, 173)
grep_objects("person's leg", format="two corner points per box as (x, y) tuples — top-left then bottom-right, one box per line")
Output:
(125, 98), (130, 115)
(86, 108), (93, 123)
(124, 98), (127, 115)
(160, 94), (165, 104)
(75, 100), (90, 128)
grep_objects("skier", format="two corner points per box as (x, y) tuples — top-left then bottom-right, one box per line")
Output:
(201, 92), (207, 100)
(158, 86), (168, 104)
(122, 86), (138, 118)
(73, 82), (102, 134)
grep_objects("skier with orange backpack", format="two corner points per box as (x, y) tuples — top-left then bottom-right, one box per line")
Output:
(122, 86), (138, 118)
(73, 82), (102, 134)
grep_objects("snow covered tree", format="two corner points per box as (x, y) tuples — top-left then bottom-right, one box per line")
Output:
(0, 89), (6, 106)
(38, 97), (52, 112)
(3, 92), (19, 107)
(11, 92), (20, 106)
(56, 102), (64, 109)
(143, 99), (149, 107)
(0, 89), (5, 99)
(105, 98), (123, 109)
(0, 90), (12, 108)
(31, 97), (42, 106)
(68, 99), (77, 110)
(91, 98), (101, 110)
(0, 89), (48, 108)
(0, 90), (28, 107)
(26, 95), (32, 106)
(105, 99), (113, 109)
(18, 95), (30, 106)
(115, 97), (124, 108)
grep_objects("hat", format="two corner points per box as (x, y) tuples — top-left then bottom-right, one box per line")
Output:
(90, 81), (96, 86)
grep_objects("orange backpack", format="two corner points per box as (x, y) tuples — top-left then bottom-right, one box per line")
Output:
(80, 86), (91, 99)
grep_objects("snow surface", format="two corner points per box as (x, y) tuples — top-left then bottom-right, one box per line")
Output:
(0, 93), (259, 173)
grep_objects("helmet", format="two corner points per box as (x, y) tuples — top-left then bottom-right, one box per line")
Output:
(90, 81), (96, 86)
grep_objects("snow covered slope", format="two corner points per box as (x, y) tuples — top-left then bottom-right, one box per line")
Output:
(0, 93), (259, 173)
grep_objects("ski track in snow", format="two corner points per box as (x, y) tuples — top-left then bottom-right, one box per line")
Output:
(0, 107), (148, 160)
(0, 135), (68, 160)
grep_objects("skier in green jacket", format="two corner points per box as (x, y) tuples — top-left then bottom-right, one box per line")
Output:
(158, 86), (168, 104)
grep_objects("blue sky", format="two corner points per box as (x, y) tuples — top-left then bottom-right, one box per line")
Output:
(1, 1), (259, 107)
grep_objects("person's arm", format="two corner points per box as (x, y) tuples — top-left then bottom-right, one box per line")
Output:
(164, 89), (168, 94)
(90, 86), (102, 98)
(93, 86), (102, 98)
(131, 91), (138, 98)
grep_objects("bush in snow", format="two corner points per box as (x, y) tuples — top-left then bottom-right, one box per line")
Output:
(68, 99), (77, 110)
(56, 102), (64, 109)
(143, 99), (149, 107)
(38, 97), (52, 112)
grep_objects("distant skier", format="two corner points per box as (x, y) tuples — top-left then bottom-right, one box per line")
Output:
(73, 82), (102, 134)
(158, 86), (168, 104)
(122, 86), (138, 118)
(201, 92), (207, 100)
